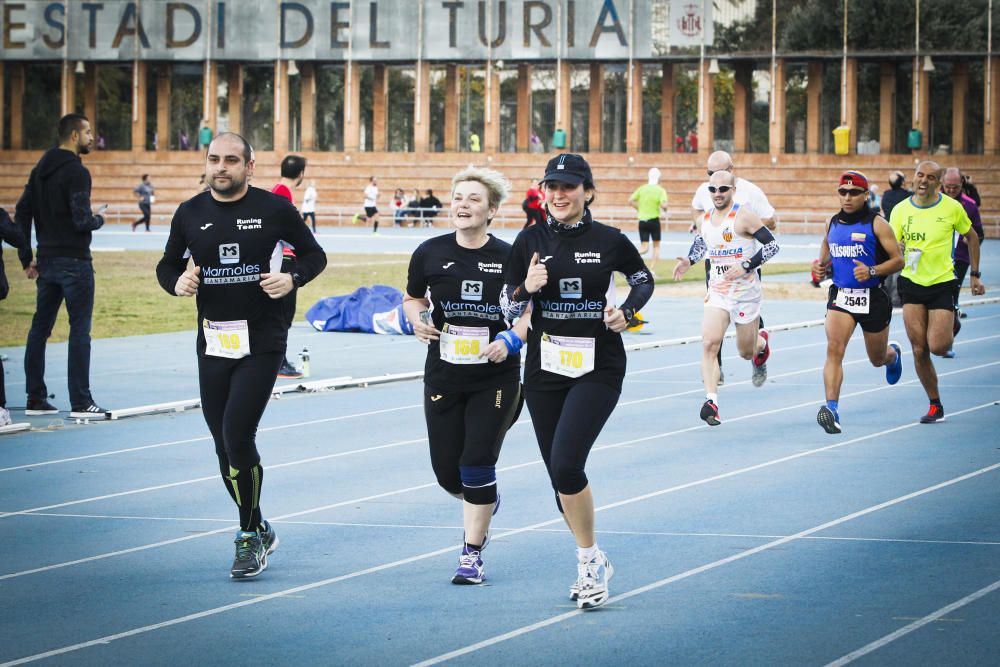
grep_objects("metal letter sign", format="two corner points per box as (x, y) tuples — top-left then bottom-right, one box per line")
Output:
(0, 0), (713, 61)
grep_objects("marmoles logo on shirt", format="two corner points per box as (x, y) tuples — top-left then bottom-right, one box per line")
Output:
(219, 243), (239, 264)
(461, 280), (483, 301)
(559, 278), (583, 299)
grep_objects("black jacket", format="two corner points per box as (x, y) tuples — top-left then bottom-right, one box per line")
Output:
(879, 186), (911, 224)
(14, 147), (104, 268)
(0, 207), (27, 300)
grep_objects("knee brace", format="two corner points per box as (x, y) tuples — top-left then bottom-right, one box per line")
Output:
(459, 465), (497, 505)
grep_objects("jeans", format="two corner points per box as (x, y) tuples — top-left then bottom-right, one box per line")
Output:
(24, 256), (95, 407)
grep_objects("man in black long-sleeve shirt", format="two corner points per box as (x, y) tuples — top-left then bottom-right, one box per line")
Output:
(15, 113), (107, 419)
(156, 132), (327, 579)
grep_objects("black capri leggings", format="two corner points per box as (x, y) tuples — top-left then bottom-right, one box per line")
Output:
(198, 351), (283, 472)
(424, 380), (522, 503)
(525, 382), (620, 500)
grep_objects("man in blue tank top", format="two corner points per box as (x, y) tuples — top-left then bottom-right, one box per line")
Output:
(813, 171), (905, 434)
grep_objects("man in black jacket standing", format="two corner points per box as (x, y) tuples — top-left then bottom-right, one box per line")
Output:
(15, 113), (107, 419)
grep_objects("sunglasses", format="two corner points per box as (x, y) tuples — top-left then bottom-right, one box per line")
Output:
(707, 186), (732, 193)
(837, 188), (866, 197)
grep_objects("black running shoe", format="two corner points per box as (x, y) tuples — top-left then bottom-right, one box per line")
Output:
(277, 359), (303, 379)
(260, 520), (280, 556)
(25, 398), (59, 415)
(230, 530), (267, 579)
(70, 403), (108, 420)
(700, 399), (721, 426)
(920, 404), (945, 424)
(817, 405), (842, 434)
(953, 312), (962, 337)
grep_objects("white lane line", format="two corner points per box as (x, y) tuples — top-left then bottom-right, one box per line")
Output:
(5, 447), (996, 667)
(0, 403), (423, 473)
(27, 511), (1000, 548)
(824, 578), (1000, 666)
(411, 460), (1000, 667)
(1, 388), (995, 584)
(4, 327), (996, 475)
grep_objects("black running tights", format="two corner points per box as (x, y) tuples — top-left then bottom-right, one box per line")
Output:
(198, 351), (282, 531)
(525, 382), (620, 501)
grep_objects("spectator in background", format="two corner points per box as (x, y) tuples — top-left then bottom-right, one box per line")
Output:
(880, 171), (910, 222)
(198, 120), (213, 150)
(364, 176), (380, 234)
(0, 207), (27, 426)
(15, 113), (107, 419)
(271, 155), (308, 379)
(132, 174), (155, 232)
(405, 188), (422, 227)
(630, 167), (669, 268)
(878, 171), (911, 307)
(301, 180), (318, 232)
(942, 167), (985, 337)
(868, 184), (882, 215)
(687, 129), (698, 153)
(529, 131), (544, 153)
(522, 180), (545, 229)
(961, 173), (982, 208)
(391, 188), (407, 227)
(179, 130), (190, 151)
(96, 133), (107, 150)
(419, 189), (442, 228)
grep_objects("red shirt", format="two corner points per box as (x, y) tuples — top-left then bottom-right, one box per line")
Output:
(271, 183), (294, 204)
(271, 183), (296, 257)
(525, 187), (544, 211)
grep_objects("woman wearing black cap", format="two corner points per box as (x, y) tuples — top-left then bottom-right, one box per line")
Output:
(501, 153), (654, 609)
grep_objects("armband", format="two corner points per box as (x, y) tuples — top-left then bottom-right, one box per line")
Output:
(686, 235), (707, 264)
(495, 330), (523, 355)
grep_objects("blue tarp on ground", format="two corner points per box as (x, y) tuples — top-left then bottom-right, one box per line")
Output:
(306, 284), (414, 335)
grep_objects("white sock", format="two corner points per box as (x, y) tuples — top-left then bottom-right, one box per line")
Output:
(577, 544), (599, 562)
(706, 392), (718, 403)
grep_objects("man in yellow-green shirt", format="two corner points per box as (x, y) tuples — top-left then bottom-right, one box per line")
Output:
(629, 167), (669, 267)
(889, 160), (984, 424)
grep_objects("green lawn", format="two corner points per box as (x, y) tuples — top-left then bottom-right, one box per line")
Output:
(0, 251), (811, 347)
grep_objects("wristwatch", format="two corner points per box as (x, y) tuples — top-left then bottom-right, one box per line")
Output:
(868, 265), (878, 278)
(970, 270), (982, 279)
(740, 259), (752, 272)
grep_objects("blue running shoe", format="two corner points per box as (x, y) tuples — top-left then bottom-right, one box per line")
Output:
(942, 349), (956, 359)
(817, 405), (842, 434)
(885, 341), (903, 385)
(452, 546), (485, 585)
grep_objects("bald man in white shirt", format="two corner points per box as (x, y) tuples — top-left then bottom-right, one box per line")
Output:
(689, 151), (777, 385)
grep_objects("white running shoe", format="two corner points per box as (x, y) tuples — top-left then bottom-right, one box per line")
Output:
(0, 407), (11, 427)
(575, 550), (614, 610)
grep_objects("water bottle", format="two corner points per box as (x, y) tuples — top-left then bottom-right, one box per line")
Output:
(299, 347), (310, 378)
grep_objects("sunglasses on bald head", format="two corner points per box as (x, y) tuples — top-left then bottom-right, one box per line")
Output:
(707, 185), (732, 193)
(837, 188), (866, 197)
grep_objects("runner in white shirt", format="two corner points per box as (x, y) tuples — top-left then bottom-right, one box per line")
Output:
(301, 180), (317, 232)
(674, 170), (779, 426)
(688, 151), (776, 386)
(364, 176), (379, 234)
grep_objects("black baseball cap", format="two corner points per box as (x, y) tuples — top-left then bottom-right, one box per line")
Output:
(541, 153), (593, 186)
